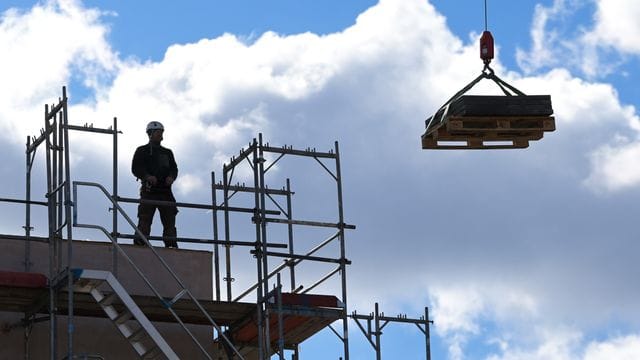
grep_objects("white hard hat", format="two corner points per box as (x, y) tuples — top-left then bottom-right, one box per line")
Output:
(146, 121), (164, 133)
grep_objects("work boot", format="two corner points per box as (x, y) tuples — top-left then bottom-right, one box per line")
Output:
(163, 227), (178, 248)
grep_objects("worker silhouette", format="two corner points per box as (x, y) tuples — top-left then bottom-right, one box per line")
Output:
(131, 121), (179, 248)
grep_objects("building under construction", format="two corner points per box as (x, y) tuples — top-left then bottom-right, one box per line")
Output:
(0, 87), (432, 359)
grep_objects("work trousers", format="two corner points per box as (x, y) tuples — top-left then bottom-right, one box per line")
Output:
(134, 190), (179, 248)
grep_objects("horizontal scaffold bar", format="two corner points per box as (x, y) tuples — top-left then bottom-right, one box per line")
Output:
(0, 233), (49, 243)
(261, 145), (336, 159)
(223, 144), (257, 170)
(212, 184), (293, 196)
(268, 306), (345, 318)
(263, 217), (356, 229)
(26, 127), (55, 153)
(378, 315), (432, 325)
(252, 250), (351, 265)
(0, 197), (47, 206)
(64, 124), (119, 135)
(117, 233), (287, 248)
(116, 196), (280, 215)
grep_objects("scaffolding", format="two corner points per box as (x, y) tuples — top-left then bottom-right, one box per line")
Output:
(0, 87), (432, 359)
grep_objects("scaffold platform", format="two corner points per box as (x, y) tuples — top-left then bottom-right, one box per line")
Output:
(0, 269), (343, 358)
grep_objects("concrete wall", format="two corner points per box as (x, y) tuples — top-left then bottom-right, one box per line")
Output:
(0, 238), (222, 359)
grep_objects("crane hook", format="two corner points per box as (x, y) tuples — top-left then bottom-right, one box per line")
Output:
(480, 30), (494, 65)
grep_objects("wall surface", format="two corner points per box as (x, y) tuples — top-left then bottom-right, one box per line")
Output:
(0, 238), (221, 359)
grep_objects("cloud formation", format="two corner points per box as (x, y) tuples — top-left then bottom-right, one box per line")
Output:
(2, 0), (640, 359)
(0, 0), (117, 144)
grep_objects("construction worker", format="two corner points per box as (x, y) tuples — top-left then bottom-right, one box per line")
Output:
(131, 121), (179, 248)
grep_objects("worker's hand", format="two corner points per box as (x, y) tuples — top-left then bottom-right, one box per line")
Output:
(146, 175), (158, 185)
(165, 176), (174, 186)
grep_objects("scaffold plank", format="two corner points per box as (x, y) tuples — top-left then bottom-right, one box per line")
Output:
(0, 271), (47, 288)
(225, 293), (343, 359)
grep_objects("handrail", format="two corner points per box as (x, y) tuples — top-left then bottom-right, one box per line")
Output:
(117, 195), (281, 215)
(72, 181), (245, 360)
(116, 232), (287, 248)
(0, 197), (48, 206)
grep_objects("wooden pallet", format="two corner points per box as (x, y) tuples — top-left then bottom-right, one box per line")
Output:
(422, 116), (555, 150)
(422, 136), (530, 150)
(422, 95), (556, 150)
(447, 116), (555, 132)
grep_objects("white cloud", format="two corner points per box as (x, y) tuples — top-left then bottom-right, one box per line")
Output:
(431, 286), (484, 335)
(3, 1), (640, 360)
(0, 0), (118, 145)
(585, 141), (640, 191)
(513, 68), (634, 126)
(486, 332), (640, 360)
(516, 0), (571, 74)
(487, 327), (582, 360)
(429, 284), (539, 360)
(174, 172), (204, 196)
(589, 0), (640, 54)
(584, 335), (640, 360)
(517, 0), (640, 78)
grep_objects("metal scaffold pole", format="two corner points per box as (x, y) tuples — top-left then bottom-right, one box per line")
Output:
(350, 303), (433, 359)
(56, 109), (63, 272)
(223, 163), (233, 302)
(285, 178), (295, 291)
(257, 133), (272, 358)
(335, 141), (350, 360)
(211, 171), (222, 301)
(374, 302), (381, 360)
(112, 117), (119, 277)
(44, 102), (57, 360)
(251, 137), (266, 359)
(61, 87), (76, 359)
(24, 136), (33, 272)
(425, 307), (432, 360)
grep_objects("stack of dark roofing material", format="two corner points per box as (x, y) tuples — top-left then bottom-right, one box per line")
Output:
(421, 95), (555, 150)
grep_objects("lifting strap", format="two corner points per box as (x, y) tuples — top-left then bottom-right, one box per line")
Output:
(425, 65), (526, 132)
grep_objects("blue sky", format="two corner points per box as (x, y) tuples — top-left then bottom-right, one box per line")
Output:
(2, 0), (640, 359)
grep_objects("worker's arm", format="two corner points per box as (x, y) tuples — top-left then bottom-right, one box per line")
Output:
(168, 149), (178, 181)
(131, 146), (148, 180)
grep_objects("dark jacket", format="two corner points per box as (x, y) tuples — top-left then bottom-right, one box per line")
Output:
(131, 142), (178, 192)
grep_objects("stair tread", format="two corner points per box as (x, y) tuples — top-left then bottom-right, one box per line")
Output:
(141, 345), (162, 359)
(114, 309), (133, 324)
(99, 292), (119, 306)
(127, 326), (147, 342)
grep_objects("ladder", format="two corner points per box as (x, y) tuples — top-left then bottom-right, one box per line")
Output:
(73, 269), (178, 359)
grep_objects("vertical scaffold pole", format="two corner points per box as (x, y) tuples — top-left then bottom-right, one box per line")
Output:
(44, 103), (56, 360)
(222, 164), (233, 301)
(276, 273), (285, 359)
(251, 138), (265, 359)
(56, 110), (63, 271)
(211, 171), (221, 301)
(374, 303), (381, 360)
(61, 87), (76, 359)
(425, 307), (432, 360)
(286, 178), (295, 291)
(335, 141), (350, 360)
(24, 136), (32, 272)
(257, 133), (271, 357)
(112, 117), (119, 277)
